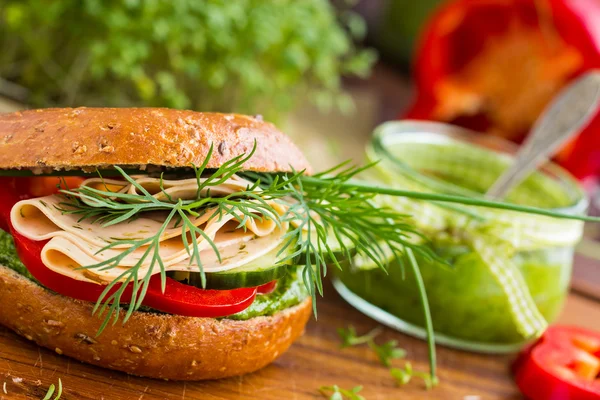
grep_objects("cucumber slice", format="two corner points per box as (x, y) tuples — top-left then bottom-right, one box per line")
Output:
(168, 242), (295, 289)
(296, 232), (357, 265)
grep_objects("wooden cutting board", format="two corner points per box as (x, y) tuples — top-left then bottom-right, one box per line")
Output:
(1, 278), (599, 400)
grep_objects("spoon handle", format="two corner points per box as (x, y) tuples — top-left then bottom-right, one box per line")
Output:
(486, 71), (600, 200)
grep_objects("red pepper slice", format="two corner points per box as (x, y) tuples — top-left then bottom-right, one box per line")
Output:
(514, 325), (600, 400)
(11, 228), (257, 317)
(406, 0), (600, 180)
(0, 177), (258, 318)
(143, 277), (256, 318)
(11, 229), (132, 302)
(257, 280), (278, 294)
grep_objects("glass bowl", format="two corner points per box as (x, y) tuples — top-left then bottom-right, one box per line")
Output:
(333, 120), (587, 353)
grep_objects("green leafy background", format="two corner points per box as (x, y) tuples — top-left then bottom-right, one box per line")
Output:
(0, 0), (375, 120)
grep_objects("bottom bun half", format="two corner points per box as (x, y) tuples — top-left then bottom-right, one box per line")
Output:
(0, 265), (311, 380)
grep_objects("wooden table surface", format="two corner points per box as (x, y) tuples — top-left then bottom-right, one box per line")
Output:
(1, 279), (599, 400)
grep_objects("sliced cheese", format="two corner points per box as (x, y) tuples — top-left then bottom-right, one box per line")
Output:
(11, 174), (289, 284)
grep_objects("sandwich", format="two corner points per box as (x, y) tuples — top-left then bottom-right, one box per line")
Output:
(0, 108), (592, 383)
(0, 107), (413, 381)
(0, 108), (316, 380)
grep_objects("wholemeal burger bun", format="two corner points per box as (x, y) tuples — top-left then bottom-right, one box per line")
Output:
(0, 107), (312, 174)
(0, 265), (312, 380)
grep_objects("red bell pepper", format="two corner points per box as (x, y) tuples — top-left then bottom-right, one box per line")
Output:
(257, 279), (278, 294)
(10, 228), (258, 317)
(0, 177), (262, 318)
(406, 0), (600, 180)
(514, 325), (600, 400)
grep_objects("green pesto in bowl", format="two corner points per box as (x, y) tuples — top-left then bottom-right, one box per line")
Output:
(335, 121), (586, 352)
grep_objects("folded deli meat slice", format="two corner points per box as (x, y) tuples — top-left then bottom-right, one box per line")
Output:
(10, 175), (288, 284)
(82, 174), (254, 202)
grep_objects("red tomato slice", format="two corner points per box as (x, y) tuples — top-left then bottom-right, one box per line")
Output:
(0, 176), (259, 318)
(513, 325), (600, 400)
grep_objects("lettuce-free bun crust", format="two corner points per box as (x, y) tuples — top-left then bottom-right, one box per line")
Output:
(0, 108), (312, 174)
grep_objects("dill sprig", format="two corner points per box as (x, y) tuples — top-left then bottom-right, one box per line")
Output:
(56, 145), (443, 334)
(407, 248), (436, 383)
(58, 143), (296, 331)
(242, 163), (434, 314)
(301, 176), (600, 223)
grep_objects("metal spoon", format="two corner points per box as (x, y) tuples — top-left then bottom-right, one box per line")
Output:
(486, 71), (600, 199)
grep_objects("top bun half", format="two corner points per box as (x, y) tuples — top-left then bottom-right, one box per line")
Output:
(0, 108), (312, 174)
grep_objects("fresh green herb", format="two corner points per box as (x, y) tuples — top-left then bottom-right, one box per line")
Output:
(58, 143), (288, 330)
(57, 144), (439, 333)
(406, 248), (436, 384)
(390, 362), (438, 390)
(300, 176), (600, 223)
(368, 340), (406, 367)
(244, 162), (436, 315)
(337, 325), (382, 348)
(42, 378), (63, 400)
(335, 256), (434, 392)
(319, 385), (365, 400)
(337, 257), (433, 381)
(7, 160), (600, 226)
(0, 0), (375, 121)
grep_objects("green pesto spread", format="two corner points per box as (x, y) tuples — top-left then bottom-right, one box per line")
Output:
(0, 231), (34, 281)
(0, 230), (308, 320)
(338, 133), (585, 345)
(337, 245), (572, 343)
(229, 266), (308, 320)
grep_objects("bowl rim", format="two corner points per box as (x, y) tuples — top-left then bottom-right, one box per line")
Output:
(332, 277), (530, 354)
(368, 120), (588, 215)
